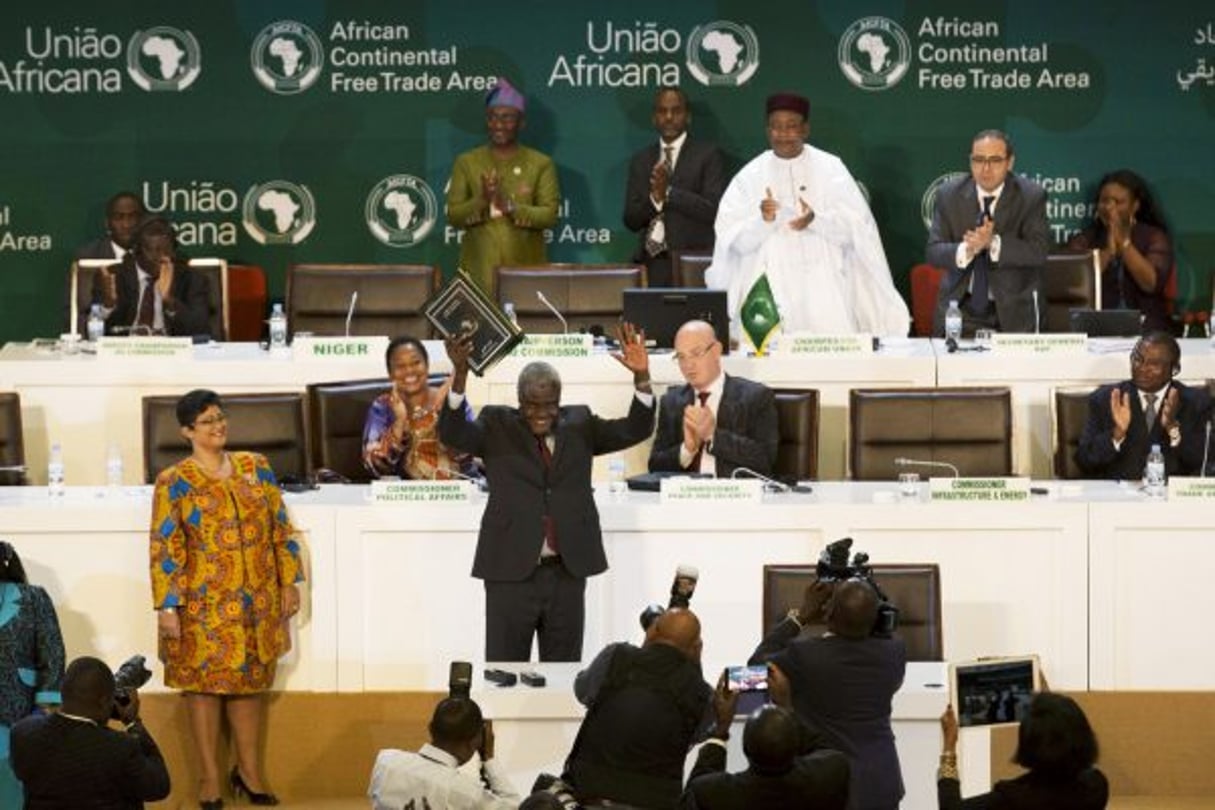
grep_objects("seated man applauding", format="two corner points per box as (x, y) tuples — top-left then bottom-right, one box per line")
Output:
(648, 319), (779, 478)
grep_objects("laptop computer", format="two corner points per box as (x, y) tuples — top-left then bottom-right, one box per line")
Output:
(1067, 308), (1143, 337)
(622, 288), (729, 353)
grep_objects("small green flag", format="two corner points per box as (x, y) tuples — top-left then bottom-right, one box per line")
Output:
(740, 272), (780, 354)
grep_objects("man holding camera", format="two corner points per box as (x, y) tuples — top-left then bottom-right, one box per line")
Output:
(680, 665), (850, 809)
(749, 579), (906, 810)
(10, 655), (170, 809)
(563, 608), (720, 808)
(368, 696), (520, 810)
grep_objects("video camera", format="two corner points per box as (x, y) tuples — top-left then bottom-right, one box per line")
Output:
(815, 537), (899, 637)
(638, 565), (699, 631)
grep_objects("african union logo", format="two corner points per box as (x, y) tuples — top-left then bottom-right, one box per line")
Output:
(921, 172), (967, 229)
(838, 17), (910, 91)
(126, 27), (201, 91)
(366, 175), (438, 248)
(251, 21), (323, 94)
(242, 180), (317, 245)
(685, 21), (759, 87)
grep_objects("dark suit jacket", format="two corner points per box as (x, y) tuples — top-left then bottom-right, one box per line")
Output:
(679, 725), (850, 810)
(938, 768), (1109, 810)
(623, 136), (725, 282)
(649, 375), (779, 478)
(68, 237), (125, 334)
(928, 174), (1049, 334)
(94, 256), (212, 338)
(439, 393), (655, 581)
(1075, 379), (1210, 479)
(751, 619), (906, 810)
(11, 713), (171, 809)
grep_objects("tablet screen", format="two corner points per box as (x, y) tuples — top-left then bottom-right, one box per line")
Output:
(951, 657), (1039, 727)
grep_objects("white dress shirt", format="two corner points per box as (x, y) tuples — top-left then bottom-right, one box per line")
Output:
(368, 744), (519, 810)
(678, 371), (726, 473)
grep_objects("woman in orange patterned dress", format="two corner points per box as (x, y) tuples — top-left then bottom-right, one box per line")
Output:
(150, 389), (303, 809)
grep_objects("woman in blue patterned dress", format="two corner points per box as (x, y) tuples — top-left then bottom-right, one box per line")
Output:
(0, 540), (65, 807)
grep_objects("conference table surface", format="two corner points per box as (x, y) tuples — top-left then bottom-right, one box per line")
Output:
(5, 336), (1213, 485)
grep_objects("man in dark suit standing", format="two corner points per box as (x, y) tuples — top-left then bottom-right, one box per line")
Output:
(749, 580), (905, 810)
(623, 87), (726, 287)
(11, 656), (170, 810)
(440, 322), (656, 662)
(74, 191), (145, 263)
(649, 319), (779, 478)
(679, 666), (850, 810)
(928, 129), (1049, 335)
(93, 216), (212, 338)
(1076, 331), (1211, 479)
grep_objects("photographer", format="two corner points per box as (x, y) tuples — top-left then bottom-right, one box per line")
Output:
(679, 665), (850, 809)
(368, 696), (520, 810)
(562, 608), (721, 808)
(749, 578), (906, 810)
(10, 655), (170, 809)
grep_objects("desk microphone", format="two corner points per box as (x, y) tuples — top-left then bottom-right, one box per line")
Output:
(344, 291), (359, 338)
(536, 291), (568, 334)
(894, 457), (960, 478)
(1202, 419), (1212, 479)
(730, 466), (791, 492)
(0, 465), (26, 473)
(433, 468), (488, 491)
(1032, 290), (1041, 335)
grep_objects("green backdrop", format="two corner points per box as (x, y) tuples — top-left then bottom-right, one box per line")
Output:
(2, 0), (1212, 342)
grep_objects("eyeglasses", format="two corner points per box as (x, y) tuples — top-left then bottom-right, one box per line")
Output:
(672, 342), (717, 364)
(487, 111), (520, 123)
(969, 155), (1008, 168)
(193, 413), (228, 427)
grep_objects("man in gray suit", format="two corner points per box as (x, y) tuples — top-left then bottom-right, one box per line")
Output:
(928, 129), (1049, 336)
(623, 86), (726, 287)
(439, 323), (656, 662)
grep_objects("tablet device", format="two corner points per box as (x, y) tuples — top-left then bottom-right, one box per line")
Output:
(725, 664), (769, 716)
(950, 655), (1040, 727)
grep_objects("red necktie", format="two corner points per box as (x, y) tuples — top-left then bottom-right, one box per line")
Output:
(136, 279), (155, 329)
(536, 435), (558, 554)
(688, 390), (711, 472)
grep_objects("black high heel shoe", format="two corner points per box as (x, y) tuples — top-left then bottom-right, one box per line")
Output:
(230, 766), (279, 806)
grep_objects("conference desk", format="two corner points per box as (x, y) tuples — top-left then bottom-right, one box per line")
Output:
(3, 479), (1196, 692)
(0, 338), (936, 485)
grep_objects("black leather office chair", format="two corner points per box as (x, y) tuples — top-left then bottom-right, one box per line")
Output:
(762, 563), (943, 661)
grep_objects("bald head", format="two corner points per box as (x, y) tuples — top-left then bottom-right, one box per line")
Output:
(645, 607), (703, 660)
(673, 320), (722, 388)
(826, 579), (879, 639)
(743, 704), (801, 775)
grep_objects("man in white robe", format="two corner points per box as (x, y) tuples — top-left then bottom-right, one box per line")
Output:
(706, 93), (909, 340)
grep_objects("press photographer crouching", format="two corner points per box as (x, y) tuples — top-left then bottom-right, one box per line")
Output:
(749, 539), (907, 810)
(368, 666), (520, 810)
(10, 655), (170, 810)
(562, 605), (723, 809)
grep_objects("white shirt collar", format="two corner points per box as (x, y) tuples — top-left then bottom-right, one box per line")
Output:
(659, 131), (688, 165)
(417, 742), (459, 768)
(978, 182), (1005, 207)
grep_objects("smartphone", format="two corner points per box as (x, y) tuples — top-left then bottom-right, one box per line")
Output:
(725, 664), (769, 692)
(724, 664), (769, 716)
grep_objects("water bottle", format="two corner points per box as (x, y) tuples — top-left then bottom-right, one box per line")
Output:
(87, 304), (105, 342)
(944, 300), (963, 343)
(607, 454), (628, 499)
(269, 303), (288, 349)
(1144, 443), (1165, 497)
(47, 443), (65, 497)
(105, 443), (124, 490)
(503, 301), (518, 327)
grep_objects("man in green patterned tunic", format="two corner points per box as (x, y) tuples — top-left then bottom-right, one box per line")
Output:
(446, 77), (561, 295)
